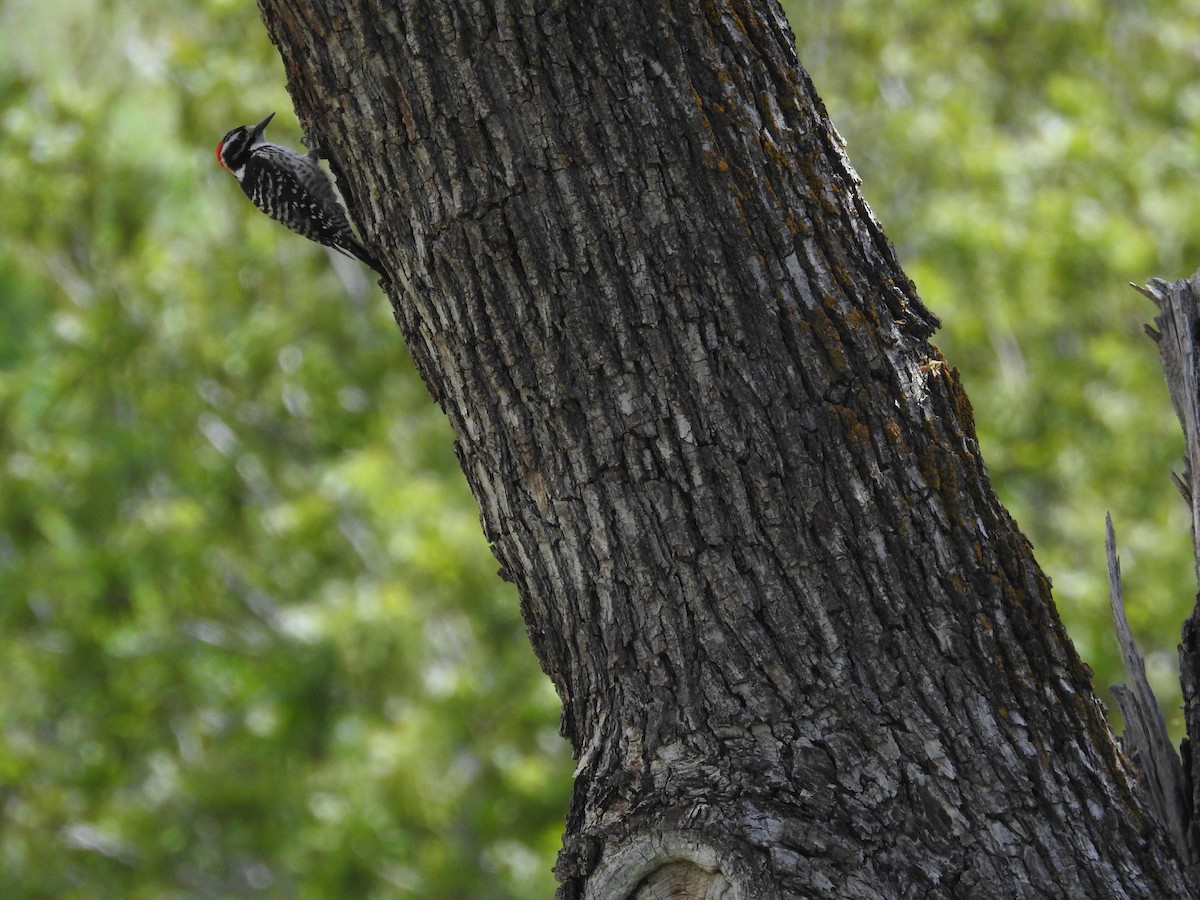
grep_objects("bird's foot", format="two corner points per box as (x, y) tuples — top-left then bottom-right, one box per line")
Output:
(301, 131), (322, 162)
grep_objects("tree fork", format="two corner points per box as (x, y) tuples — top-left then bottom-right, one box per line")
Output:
(257, 0), (1191, 895)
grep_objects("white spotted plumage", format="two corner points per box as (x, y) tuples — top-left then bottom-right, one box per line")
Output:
(217, 113), (381, 273)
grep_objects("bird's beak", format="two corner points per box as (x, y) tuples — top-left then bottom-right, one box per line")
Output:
(252, 112), (275, 137)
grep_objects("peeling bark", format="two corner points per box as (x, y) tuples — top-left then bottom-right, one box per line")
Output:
(256, 0), (1191, 894)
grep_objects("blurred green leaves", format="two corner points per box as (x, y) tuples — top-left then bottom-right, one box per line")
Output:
(0, 0), (567, 895)
(4, 0), (1200, 894)
(793, 0), (1200, 733)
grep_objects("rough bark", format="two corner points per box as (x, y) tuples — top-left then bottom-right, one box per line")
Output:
(256, 0), (1192, 895)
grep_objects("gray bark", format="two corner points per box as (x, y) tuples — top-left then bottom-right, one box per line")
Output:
(1106, 512), (1191, 872)
(1137, 274), (1200, 885)
(257, 0), (1192, 895)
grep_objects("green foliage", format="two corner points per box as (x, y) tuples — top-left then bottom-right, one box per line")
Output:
(3, 0), (1197, 894)
(0, 0), (567, 895)
(789, 0), (1200, 735)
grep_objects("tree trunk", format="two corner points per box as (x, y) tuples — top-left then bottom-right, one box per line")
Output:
(256, 0), (1192, 895)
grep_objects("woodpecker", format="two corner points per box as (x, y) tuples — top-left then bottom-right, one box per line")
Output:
(216, 113), (382, 273)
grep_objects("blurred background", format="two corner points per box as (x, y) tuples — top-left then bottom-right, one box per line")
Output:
(1, 0), (1198, 895)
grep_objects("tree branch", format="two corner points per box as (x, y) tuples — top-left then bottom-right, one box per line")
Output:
(1135, 273), (1200, 878)
(1106, 513), (1191, 867)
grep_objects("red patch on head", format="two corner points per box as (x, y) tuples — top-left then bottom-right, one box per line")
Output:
(216, 139), (228, 171)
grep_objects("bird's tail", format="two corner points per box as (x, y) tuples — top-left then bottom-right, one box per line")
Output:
(337, 237), (385, 276)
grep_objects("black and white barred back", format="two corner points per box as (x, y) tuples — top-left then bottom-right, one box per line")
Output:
(217, 113), (381, 273)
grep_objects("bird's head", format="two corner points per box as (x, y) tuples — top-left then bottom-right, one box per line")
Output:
(216, 112), (275, 180)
